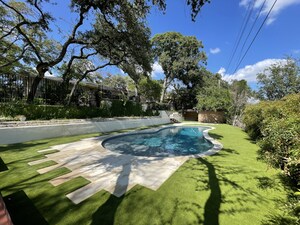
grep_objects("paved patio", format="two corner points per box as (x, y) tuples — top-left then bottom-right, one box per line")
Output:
(28, 126), (222, 204)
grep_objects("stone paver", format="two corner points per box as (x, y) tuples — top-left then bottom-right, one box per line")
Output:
(28, 125), (222, 204)
(28, 136), (187, 204)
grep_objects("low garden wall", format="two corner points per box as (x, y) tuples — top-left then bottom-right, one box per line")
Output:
(198, 111), (225, 123)
(0, 111), (170, 145)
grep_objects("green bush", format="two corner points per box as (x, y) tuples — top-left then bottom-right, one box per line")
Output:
(0, 100), (155, 120)
(243, 94), (300, 187)
(244, 94), (300, 223)
(124, 101), (143, 116)
(197, 86), (232, 112)
(110, 100), (125, 117)
(109, 100), (145, 117)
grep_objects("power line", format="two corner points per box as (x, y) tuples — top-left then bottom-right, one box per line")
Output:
(233, 0), (278, 74)
(226, 0), (256, 73)
(237, 0), (267, 63)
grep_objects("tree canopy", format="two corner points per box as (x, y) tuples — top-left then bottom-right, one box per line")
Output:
(151, 32), (206, 102)
(196, 72), (231, 112)
(257, 58), (300, 100)
(0, 0), (211, 103)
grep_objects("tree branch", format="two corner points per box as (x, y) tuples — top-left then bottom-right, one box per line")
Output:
(48, 5), (91, 67)
(0, 43), (29, 69)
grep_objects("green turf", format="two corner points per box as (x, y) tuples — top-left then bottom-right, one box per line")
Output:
(0, 124), (289, 225)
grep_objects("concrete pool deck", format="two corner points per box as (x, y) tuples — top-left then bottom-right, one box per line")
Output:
(28, 124), (222, 204)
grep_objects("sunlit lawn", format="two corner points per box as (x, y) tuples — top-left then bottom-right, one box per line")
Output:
(0, 124), (288, 225)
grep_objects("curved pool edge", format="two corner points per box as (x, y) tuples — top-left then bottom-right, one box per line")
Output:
(186, 126), (223, 158)
(99, 124), (223, 158)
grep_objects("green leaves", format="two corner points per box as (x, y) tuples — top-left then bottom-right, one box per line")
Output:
(243, 93), (300, 187)
(257, 58), (300, 100)
(139, 77), (162, 102)
(196, 85), (232, 112)
(151, 32), (206, 102)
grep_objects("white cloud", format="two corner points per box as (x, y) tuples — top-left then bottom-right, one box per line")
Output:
(151, 62), (164, 78)
(217, 67), (226, 76)
(240, 0), (300, 25)
(210, 47), (221, 54)
(292, 49), (300, 54)
(220, 58), (287, 83)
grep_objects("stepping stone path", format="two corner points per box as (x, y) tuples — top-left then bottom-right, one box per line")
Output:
(28, 136), (188, 204)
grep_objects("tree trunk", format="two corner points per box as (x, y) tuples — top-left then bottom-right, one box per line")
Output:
(26, 76), (42, 103)
(59, 78), (70, 105)
(160, 78), (168, 103)
(26, 63), (48, 103)
(66, 79), (80, 106)
(94, 88), (101, 107)
(134, 83), (140, 103)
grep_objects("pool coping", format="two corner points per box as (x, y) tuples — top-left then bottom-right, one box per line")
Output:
(98, 123), (223, 159)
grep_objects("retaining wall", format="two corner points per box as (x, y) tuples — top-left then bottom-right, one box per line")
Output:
(0, 111), (170, 145)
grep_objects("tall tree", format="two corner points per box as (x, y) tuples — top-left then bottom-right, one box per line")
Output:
(257, 58), (300, 100)
(229, 79), (251, 126)
(151, 32), (206, 103)
(196, 73), (231, 112)
(0, 0), (211, 103)
(139, 77), (162, 102)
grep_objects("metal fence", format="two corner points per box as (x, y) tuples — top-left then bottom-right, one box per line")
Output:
(0, 73), (131, 106)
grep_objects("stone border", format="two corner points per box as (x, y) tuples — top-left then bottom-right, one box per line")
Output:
(100, 124), (223, 159)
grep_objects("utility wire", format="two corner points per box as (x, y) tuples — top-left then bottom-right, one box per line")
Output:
(233, 0), (278, 73)
(226, 0), (256, 73)
(237, 0), (267, 63)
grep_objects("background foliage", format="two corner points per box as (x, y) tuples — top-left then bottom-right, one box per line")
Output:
(243, 93), (300, 186)
(0, 100), (155, 120)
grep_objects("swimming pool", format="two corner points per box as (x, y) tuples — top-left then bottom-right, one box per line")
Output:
(102, 126), (214, 157)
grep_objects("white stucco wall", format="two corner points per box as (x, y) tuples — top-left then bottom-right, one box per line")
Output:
(0, 111), (170, 145)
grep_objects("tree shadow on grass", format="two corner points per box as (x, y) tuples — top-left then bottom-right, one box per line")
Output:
(260, 173), (300, 225)
(183, 155), (269, 222)
(91, 162), (131, 225)
(255, 176), (278, 190)
(208, 133), (223, 141)
(0, 141), (49, 153)
(0, 157), (8, 172)
(219, 148), (240, 155)
(198, 158), (221, 225)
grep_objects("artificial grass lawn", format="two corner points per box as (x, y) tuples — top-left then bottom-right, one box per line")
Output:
(0, 124), (289, 225)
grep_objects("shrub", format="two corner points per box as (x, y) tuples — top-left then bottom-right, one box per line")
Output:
(243, 94), (300, 187)
(244, 94), (300, 223)
(0, 100), (155, 120)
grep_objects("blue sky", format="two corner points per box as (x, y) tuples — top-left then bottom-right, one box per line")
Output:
(44, 0), (300, 89)
(144, 0), (300, 89)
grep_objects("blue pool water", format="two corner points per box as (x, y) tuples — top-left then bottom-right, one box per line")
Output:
(102, 126), (213, 157)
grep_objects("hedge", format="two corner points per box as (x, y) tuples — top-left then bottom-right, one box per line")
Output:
(243, 94), (300, 224)
(0, 100), (156, 120)
(243, 94), (300, 186)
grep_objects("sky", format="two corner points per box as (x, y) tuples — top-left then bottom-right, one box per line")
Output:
(42, 0), (300, 90)
(144, 0), (300, 89)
